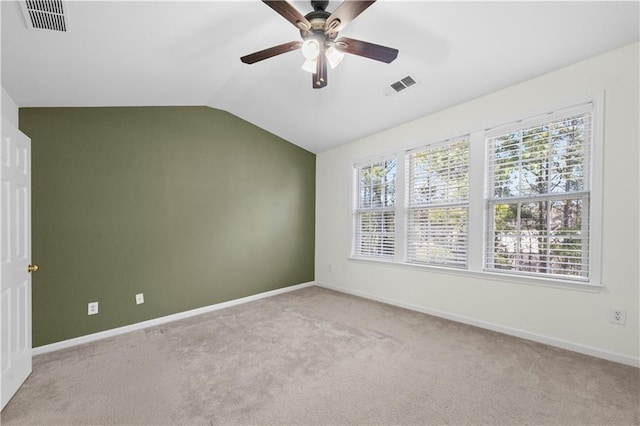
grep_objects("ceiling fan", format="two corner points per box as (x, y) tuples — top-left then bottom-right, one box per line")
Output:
(240, 0), (398, 89)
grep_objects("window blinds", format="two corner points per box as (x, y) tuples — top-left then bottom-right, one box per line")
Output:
(485, 104), (592, 280)
(354, 158), (396, 258)
(406, 139), (469, 267)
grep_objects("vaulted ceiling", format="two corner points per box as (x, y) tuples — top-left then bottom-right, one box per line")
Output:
(2, 1), (638, 153)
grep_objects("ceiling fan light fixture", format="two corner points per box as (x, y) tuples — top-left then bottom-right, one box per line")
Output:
(301, 58), (318, 73)
(301, 39), (320, 60)
(325, 46), (344, 69)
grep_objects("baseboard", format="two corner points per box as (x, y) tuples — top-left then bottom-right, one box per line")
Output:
(34, 280), (639, 368)
(315, 282), (640, 368)
(32, 282), (315, 356)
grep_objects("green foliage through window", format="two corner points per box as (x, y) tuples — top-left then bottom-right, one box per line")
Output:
(351, 102), (596, 285)
(486, 110), (591, 280)
(354, 159), (396, 258)
(407, 139), (469, 267)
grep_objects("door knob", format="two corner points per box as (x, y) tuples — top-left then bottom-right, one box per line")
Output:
(27, 264), (39, 273)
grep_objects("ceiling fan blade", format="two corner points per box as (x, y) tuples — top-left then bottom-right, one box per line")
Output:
(325, 0), (375, 33)
(263, 0), (311, 32)
(335, 37), (398, 64)
(240, 41), (302, 64)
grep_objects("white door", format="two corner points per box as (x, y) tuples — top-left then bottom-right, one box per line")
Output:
(0, 119), (33, 410)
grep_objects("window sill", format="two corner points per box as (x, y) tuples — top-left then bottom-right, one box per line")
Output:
(347, 256), (604, 293)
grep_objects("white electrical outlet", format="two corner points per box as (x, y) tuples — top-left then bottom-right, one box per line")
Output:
(328, 264), (333, 272)
(135, 293), (144, 305)
(609, 308), (627, 325)
(88, 302), (98, 315)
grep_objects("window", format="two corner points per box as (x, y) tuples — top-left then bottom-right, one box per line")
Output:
(406, 138), (469, 267)
(350, 99), (600, 287)
(485, 105), (592, 280)
(353, 158), (396, 258)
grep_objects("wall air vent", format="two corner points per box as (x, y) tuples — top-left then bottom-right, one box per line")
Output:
(20, 0), (68, 32)
(383, 74), (419, 97)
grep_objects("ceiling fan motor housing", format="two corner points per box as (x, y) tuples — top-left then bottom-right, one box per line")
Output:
(311, 0), (329, 11)
(301, 0), (340, 42)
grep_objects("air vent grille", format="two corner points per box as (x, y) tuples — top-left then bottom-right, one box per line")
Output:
(383, 74), (419, 96)
(400, 76), (416, 88)
(21, 0), (68, 32)
(390, 81), (406, 92)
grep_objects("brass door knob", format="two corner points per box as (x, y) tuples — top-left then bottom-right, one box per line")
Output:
(27, 264), (39, 273)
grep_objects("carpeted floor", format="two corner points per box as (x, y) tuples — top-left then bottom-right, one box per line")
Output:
(1, 286), (639, 425)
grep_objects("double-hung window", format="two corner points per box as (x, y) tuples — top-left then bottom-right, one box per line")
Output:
(485, 104), (593, 281)
(351, 99), (599, 287)
(353, 158), (396, 258)
(406, 138), (470, 267)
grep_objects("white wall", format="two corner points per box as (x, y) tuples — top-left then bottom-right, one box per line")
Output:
(315, 42), (639, 366)
(2, 86), (19, 126)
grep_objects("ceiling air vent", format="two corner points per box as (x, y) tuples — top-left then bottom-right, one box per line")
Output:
(383, 74), (419, 97)
(20, 0), (68, 32)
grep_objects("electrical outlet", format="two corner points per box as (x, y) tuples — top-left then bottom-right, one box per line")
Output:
(609, 308), (626, 325)
(88, 302), (98, 315)
(135, 293), (144, 305)
(328, 264), (333, 272)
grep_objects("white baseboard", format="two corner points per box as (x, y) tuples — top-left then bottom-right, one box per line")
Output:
(34, 280), (639, 368)
(33, 282), (314, 356)
(316, 282), (640, 368)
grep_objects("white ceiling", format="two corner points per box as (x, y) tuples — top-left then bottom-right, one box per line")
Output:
(2, 1), (638, 153)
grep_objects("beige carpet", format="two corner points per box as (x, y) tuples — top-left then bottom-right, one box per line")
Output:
(1, 286), (639, 425)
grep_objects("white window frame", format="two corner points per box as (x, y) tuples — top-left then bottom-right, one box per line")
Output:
(352, 156), (398, 259)
(349, 95), (603, 290)
(484, 101), (600, 283)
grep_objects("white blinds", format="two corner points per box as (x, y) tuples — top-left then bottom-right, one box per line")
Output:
(485, 104), (592, 280)
(406, 139), (469, 267)
(354, 158), (396, 258)
(356, 211), (395, 257)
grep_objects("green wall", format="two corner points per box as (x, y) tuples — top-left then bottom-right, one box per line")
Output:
(19, 107), (315, 347)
